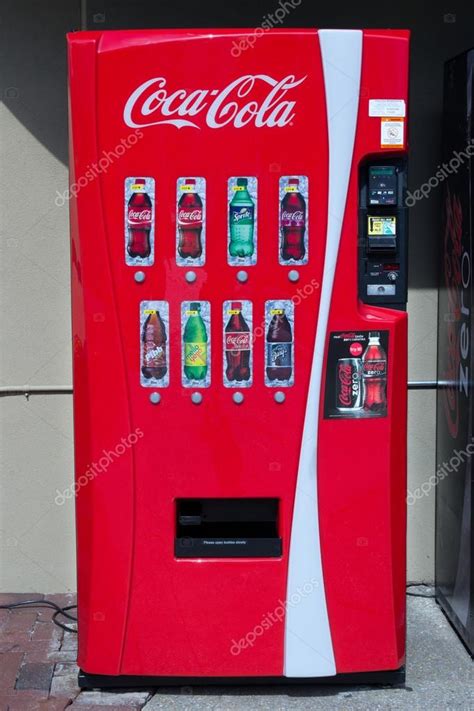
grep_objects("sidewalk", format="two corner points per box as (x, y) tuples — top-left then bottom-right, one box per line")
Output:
(0, 593), (472, 710)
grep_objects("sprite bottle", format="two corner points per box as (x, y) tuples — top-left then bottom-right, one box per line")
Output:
(184, 302), (208, 381)
(229, 178), (255, 258)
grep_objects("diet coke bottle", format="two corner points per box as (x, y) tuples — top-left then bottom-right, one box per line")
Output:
(362, 332), (387, 412)
(178, 179), (203, 259)
(127, 178), (152, 259)
(225, 302), (251, 382)
(280, 177), (306, 261)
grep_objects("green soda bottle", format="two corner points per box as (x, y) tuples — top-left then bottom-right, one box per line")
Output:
(229, 178), (255, 258)
(184, 302), (208, 381)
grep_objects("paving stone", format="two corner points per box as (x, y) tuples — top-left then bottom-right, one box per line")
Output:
(72, 690), (152, 707)
(61, 632), (79, 652)
(69, 705), (142, 711)
(16, 662), (54, 691)
(54, 662), (80, 677)
(0, 689), (49, 710)
(31, 621), (63, 642)
(50, 667), (80, 699)
(23, 640), (62, 663)
(47, 649), (78, 663)
(3, 610), (38, 636)
(0, 652), (23, 690)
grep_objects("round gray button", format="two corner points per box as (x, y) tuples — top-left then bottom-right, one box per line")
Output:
(185, 270), (197, 283)
(288, 269), (300, 283)
(274, 391), (286, 404)
(387, 271), (397, 282)
(233, 392), (244, 404)
(236, 270), (248, 283)
(191, 392), (203, 404)
(134, 271), (146, 283)
(149, 392), (161, 404)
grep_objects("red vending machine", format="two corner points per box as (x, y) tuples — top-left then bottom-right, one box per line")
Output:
(68, 28), (409, 686)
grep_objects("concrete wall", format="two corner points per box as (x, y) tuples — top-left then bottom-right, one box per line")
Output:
(1, 0), (473, 591)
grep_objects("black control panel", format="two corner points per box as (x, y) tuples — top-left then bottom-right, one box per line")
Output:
(358, 160), (408, 309)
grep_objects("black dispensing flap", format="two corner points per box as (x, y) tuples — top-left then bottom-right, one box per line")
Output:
(175, 498), (282, 558)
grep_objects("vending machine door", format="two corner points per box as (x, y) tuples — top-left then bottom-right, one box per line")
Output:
(68, 28), (409, 685)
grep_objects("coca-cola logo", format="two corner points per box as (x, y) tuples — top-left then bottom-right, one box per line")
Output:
(363, 361), (386, 376)
(129, 208), (152, 223)
(281, 210), (304, 222)
(226, 332), (251, 350)
(123, 74), (307, 130)
(338, 363), (354, 407)
(178, 208), (202, 223)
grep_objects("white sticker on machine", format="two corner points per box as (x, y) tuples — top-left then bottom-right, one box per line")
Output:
(369, 99), (406, 117)
(381, 118), (405, 148)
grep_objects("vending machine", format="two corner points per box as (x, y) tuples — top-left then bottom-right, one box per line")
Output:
(436, 48), (474, 656)
(68, 28), (410, 686)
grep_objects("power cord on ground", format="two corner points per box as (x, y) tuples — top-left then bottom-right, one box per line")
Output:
(0, 599), (78, 633)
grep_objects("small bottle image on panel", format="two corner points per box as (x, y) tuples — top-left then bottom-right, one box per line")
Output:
(182, 301), (211, 387)
(176, 177), (206, 266)
(140, 301), (169, 388)
(228, 177), (257, 266)
(125, 177), (155, 266)
(223, 301), (252, 387)
(279, 176), (308, 265)
(362, 331), (387, 413)
(265, 300), (294, 387)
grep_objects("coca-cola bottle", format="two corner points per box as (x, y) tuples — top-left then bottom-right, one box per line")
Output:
(178, 179), (203, 259)
(225, 302), (251, 382)
(362, 332), (387, 412)
(266, 308), (293, 381)
(280, 177), (306, 261)
(127, 178), (152, 259)
(142, 310), (167, 380)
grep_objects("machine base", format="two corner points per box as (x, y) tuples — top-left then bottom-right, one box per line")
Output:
(78, 667), (405, 689)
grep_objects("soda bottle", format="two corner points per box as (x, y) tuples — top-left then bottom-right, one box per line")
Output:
(178, 178), (203, 259)
(225, 302), (251, 382)
(127, 178), (152, 259)
(184, 303), (208, 381)
(229, 178), (255, 258)
(142, 310), (167, 380)
(362, 332), (387, 412)
(280, 177), (306, 261)
(266, 308), (293, 381)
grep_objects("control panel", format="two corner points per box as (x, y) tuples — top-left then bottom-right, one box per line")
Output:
(358, 160), (408, 309)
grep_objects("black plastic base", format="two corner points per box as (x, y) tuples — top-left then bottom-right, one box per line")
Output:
(78, 667), (405, 689)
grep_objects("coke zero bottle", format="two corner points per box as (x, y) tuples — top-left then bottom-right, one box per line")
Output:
(127, 178), (152, 259)
(225, 302), (251, 382)
(178, 179), (203, 259)
(362, 332), (387, 412)
(142, 310), (167, 380)
(280, 177), (306, 261)
(266, 308), (293, 381)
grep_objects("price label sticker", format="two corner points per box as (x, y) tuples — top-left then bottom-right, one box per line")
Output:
(185, 310), (198, 316)
(270, 309), (284, 315)
(143, 309), (157, 315)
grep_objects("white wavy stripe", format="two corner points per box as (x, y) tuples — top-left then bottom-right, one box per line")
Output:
(284, 29), (363, 678)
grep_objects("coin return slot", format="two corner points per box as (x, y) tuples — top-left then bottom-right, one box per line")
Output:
(175, 498), (281, 558)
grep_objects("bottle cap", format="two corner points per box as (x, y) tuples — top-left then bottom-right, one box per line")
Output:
(134, 178), (146, 185)
(185, 178), (196, 185)
(236, 178), (248, 187)
(231, 302), (242, 310)
(288, 178), (299, 186)
(190, 302), (200, 310)
(369, 331), (380, 339)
